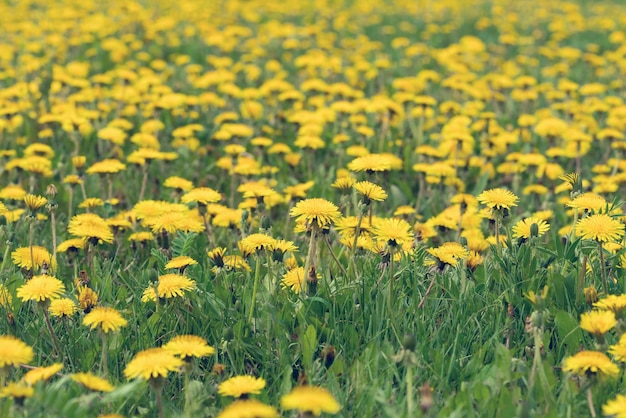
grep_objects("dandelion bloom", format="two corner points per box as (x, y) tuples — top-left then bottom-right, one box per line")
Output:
(22, 363), (63, 385)
(609, 334), (626, 362)
(78, 287), (98, 313)
(576, 213), (624, 243)
(239, 233), (276, 256)
(86, 159), (126, 175)
(0, 335), (34, 367)
(123, 348), (183, 380)
(164, 176), (194, 192)
(165, 256), (198, 270)
(594, 294), (626, 317)
(290, 198), (341, 229)
(218, 375), (266, 398)
(83, 306), (127, 333)
(49, 298), (78, 318)
(580, 310), (616, 338)
(281, 267), (305, 294)
(562, 350), (619, 378)
(512, 217), (550, 239)
(603, 394), (626, 418)
(373, 218), (413, 247)
(11, 246), (57, 271)
(71, 373), (114, 392)
(567, 192), (606, 212)
(353, 181), (387, 203)
(163, 335), (215, 360)
(23, 194), (47, 211)
(0, 382), (34, 401)
(68, 213), (114, 244)
(281, 386), (341, 416)
(181, 187), (222, 205)
(477, 188), (519, 210)
(17, 275), (65, 303)
(216, 399), (278, 418)
(427, 242), (470, 267)
(141, 274), (196, 302)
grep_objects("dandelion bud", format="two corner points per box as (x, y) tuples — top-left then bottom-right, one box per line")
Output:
(530, 311), (543, 329)
(530, 223), (539, 238)
(584, 286), (598, 306)
(419, 383), (434, 414)
(306, 266), (318, 296)
(402, 333), (417, 352)
(320, 345), (336, 368)
(46, 184), (57, 198)
(261, 215), (271, 230)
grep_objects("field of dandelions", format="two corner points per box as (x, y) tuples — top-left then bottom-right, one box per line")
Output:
(3, 0), (626, 417)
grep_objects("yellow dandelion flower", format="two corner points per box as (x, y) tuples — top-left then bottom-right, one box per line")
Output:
(427, 242), (470, 268)
(580, 310), (617, 338)
(163, 335), (215, 360)
(0, 335), (34, 367)
(373, 218), (413, 247)
(123, 347), (183, 380)
(181, 187), (222, 205)
(608, 334), (626, 362)
(165, 256), (198, 270)
(281, 386), (341, 416)
(22, 363), (63, 385)
(57, 238), (87, 253)
(290, 198), (341, 229)
(576, 213), (624, 242)
(49, 298), (78, 318)
(594, 294), (626, 317)
(11, 246), (57, 271)
(0, 382), (34, 401)
(23, 194), (47, 212)
(353, 181), (388, 203)
(512, 217), (550, 239)
(71, 373), (114, 392)
(218, 375), (266, 398)
(281, 267), (305, 294)
(141, 274), (196, 302)
(603, 394), (626, 418)
(239, 233), (276, 256)
(68, 213), (114, 244)
(217, 399), (278, 418)
(562, 350), (619, 378)
(17, 275), (65, 303)
(476, 188), (519, 210)
(164, 176), (194, 192)
(78, 287), (98, 313)
(83, 306), (127, 333)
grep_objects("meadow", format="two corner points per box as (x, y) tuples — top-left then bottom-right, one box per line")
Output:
(1, 0), (626, 416)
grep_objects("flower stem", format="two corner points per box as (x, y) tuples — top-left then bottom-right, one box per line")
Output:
(388, 247), (395, 314)
(138, 164), (149, 203)
(29, 221), (35, 275)
(586, 386), (597, 418)
(41, 304), (62, 358)
(248, 254), (262, 324)
(406, 363), (414, 417)
(304, 226), (318, 279)
(101, 330), (108, 376)
(598, 241), (608, 295)
(323, 234), (348, 279)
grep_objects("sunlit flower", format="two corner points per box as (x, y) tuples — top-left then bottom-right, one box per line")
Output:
(0, 335), (34, 367)
(576, 214), (624, 242)
(281, 267), (305, 294)
(476, 188), (519, 210)
(165, 256), (198, 270)
(427, 242), (470, 268)
(68, 213), (114, 244)
(372, 218), (413, 247)
(141, 274), (196, 302)
(353, 181), (387, 203)
(17, 275), (65, 303)
(512, 217), (550, 239)
(23, 194), (47, 212)
(49, 298), (78, 318)
(562, 350), (619, 378)
(216, 399), (278, 418)
(71, 372), (114, 392)
(580, 310), (616, 338)
(124, 347), (183, 380)
(603, 394), (626, 418)
(83, 306), (127, 333)
(22, 363), (63, 385)
(11, 246), (57, 271)
(281, 386), (341, 416)
(290, 198), (341, 229)
(163, 335), (215, 361)
(218, 375), (266, 398)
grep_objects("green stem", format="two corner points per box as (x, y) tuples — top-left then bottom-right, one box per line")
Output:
(304, 227), (318, 279)
(323, 235), (348, 279)
(598, 241), (608, 295)
(248, 254), (262, 324)
(406, 364), (414, 417)
(41, 304), (62, 358)
(350, 213), (364, 280)
(29, 221), (35, 275)
(388, 247), (395, 314)
(101, 330), (108, 376)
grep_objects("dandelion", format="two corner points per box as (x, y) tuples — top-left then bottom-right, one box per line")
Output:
(68, 213), (114, 244)
(290, 198), (341, 229)
(71, 372), (114, 392)
(11, 246), (56, 272)
(281, 267), (305, 294)
(476, 188), (519, 210)
(163, 335), (215, 361)
(49, 298), (78, 318)
(17, 275), (64, 303)
(218, 375), (266, 399)
(281, 386), (341, 416)
(353, 181), (388, 204)
(216, 399), (278, 418)
(141, 274), (196, 302)
(603, 394), (626, 418)
(562, 350), (619, 379)
(21, 363), (63, 385)
(0, 336), (33, 369)
(83, 306), (127, 333)
(0, 382), (34, 405)
(580, 310), (616, 344)
(512, 217), (550, 240)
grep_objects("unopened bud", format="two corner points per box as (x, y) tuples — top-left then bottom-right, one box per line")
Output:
(530, 223), (539, 238)
(46, 184), (57, 198)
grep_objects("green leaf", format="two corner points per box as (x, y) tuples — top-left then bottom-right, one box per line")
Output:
(300, 324), (317, 370)
(554, 309), (582, 354)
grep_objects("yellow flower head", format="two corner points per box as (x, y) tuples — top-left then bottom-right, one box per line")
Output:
(23, 194), (47, 212)
(218, 375), (266, 398)
(71, 373), (114, 392)
(49, 298), (78, 318)
(603, 394), (626, 418)
(165, 256), (198, 270)
(17, 275), (65, 303)
(0, 335), (34, 368)
(290, 198), (341, 229)
(281, 267), (305, 294)
(22, 363), (63, 385)
(281, 386), (341, 416)
(216, 399), (278, 418)
(141, 274), (196, 302)
(427, 242), (470, 268)
(68, 213), (114, 244)
(163, 335), (215, 360)
(353, 181), (388, 203)
(83, 306), (127, 333)
(476, 188), (519, 210)
(576, 213), (624, 243)
(373, 218), (413, 248)
(124, 347), (183, 381)
(512, 217), (550, 239)
(580, 310), (617, 338)
(562, 350), (619, 378)
(12, 246), (57, 271)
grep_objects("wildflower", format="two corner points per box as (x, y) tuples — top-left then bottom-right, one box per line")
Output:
(164, 176), (194, 192)
(512, 217), (550, 239)
(576, 214), (624, 242)
(68, 213), (114, 243)
(290, 198), (341, 229)
(218, 375), (266, 398)
(83, 306), (127, 333)
(562, 350), (619, 378)
(124, 348), (183, 380)
(71, 373), (114, 392)
(594, 294), (626, 317)
(0, 335), (34, 367)
(49, 298), (78, 318)
(239, 233), (276, 256)
(78, 287), (98, 313)
(580, 310), (616, 339)
(0, 382), (34, 403)
(86, 159), (126, 175)
(141, 274), (196, 301)
(23, 194), (47, 212)
(163, 335), (215, 361)
(165, 256), (198, 270)
(353, 181), (388, 204)
(22, 363), (63, 385)
(372, 218), (413, 247)
(348, 154), (399, 173)
(181, 187), (222, 205)
(11, 246), (57, 271)
(57, 238), (87, 253)
(281, 386), (341, 415)
(567, 192), (607, 213)
(603, 394), (626, 418)
(608, 334), (626, 362)
(476, 188), (519, 210)
(17, 275), (65, 303)
(427, 242), (470, 268)
(281, 267), (305, 294)
(216, 399), (278, 418)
